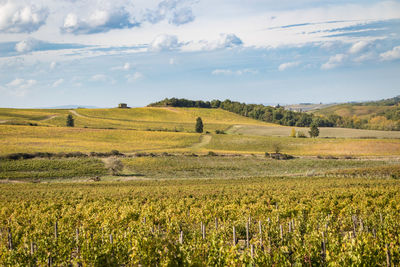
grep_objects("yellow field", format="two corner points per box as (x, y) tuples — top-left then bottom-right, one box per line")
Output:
(313, 104), (393, 119)
(1, 107), (399, 156)
(202, 134), (400, 156)
(0, 125), (199, 154)
(228, 124), (400, 138)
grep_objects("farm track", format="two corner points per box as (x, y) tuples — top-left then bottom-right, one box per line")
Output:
(191, 134), (212, 149)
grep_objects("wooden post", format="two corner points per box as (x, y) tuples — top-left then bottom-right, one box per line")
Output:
(233, 226), (236, 246)
(110, 234), (113, 244)
(359, 218), (364, 232)
(54, 221), (58, 239)
(373, 228), (376, 238)
(202, 223), (206, 240)
(7, 229), (12, 250)
(48, 255), (52, 267)
(288, 221), (292, 233)
(251, 244), (255, 259)
(259, 221), (263, 249)
(30, 241), (35, 255)
(321, 232), (326, 263)
(215, 218), (218, 230)
(280, 224), (283, 240)
(386, 244), (391, 267)
(246, 221), (250, 249)
(179, 231), (183, 244)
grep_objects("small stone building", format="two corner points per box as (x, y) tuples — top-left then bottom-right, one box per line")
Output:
(118, 103), (128, 108)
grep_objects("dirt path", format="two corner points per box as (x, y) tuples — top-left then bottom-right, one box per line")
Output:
(40, 115), (59, 121)
(69, 110), (85, 118)
(191, 134), (212, 149)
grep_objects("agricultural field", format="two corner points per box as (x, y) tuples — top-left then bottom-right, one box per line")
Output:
(1, 176), (399, 265)
(1, 106), (400, 265)
(228, 125), (400, 139)
(312, 104), (394, 120)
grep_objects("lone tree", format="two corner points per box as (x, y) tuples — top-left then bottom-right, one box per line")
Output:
(195, 117), (203, 133)
(309, 124), (320, 138)
(66, 114), (74, 127)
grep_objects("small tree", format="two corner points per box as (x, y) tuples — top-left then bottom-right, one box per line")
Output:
(66, 114), (74, 127)
(309, 124), (320, 138)
(195, 117), (203, 133)
(272, 142), (282, 154)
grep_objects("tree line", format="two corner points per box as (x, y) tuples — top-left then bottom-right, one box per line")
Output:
(149, 98), (354, 128)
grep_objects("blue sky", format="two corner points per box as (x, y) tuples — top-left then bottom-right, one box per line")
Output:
(0, 0), (399, 108)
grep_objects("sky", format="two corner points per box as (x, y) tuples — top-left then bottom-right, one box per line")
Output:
(0, 0), (400, 108)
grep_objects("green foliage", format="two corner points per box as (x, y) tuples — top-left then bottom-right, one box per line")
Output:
(290, 128), (296, 138)
(0, 158), (107, 180)
(309, 124), (320, 138)
(66, 114), (74, 127)
(195, 117), (203, 133)
(0, 176), (399, 265)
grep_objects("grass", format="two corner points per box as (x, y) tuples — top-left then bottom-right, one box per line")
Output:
(0, 125), (199, 155)
(313, 104), (393, 119)
(121, 156), (393, 179)
(228, 124), (400, 139)
(0, 158), (107, 180)
(203, 134), (400, 156)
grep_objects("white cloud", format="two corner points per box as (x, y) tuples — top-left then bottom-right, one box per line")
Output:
(185, 33), (243, 51)
(61, 7), (138, 35)
(15, 38), (41, 53)
(150, 34), (181, 52)
(0, 1), (48, 33)
(145, 0), (195, 26)
(212, 68), (258, 75)
(169, 58), (175, 65)
(90, 74), (107, 82)
(349, 41), (369, 54)
(380, 46), (400, 61)
(50, 61), (57, 70)
(52, 79), (64, 88)
(321, 54), (346, 70)
(112, 62), (131, 71)
(4, 78), (37, 97)
(278, 61), (300, 71)
(126, 72), (143, 82)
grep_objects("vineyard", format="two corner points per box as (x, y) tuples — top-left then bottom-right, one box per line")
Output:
(0, 176), (399, 265)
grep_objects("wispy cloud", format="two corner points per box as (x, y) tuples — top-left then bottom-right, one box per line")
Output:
(212, 68), (258, 76)
(126, 72), (143, 82)
(278, 61), (300, 71)
(52, 78), (64, 88)
(380, 46), (400, 61)
(321, 54), (346, 70)
(4, 78), (37, 97)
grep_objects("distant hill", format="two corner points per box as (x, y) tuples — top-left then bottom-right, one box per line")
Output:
(284, 103), (336, 112)
(37, 105), (102, 109)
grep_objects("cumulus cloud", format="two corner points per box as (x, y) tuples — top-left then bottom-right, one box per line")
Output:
(145, 0), (195, 26)
(4, 78), (37, 97)
(321, 54), (346, 70)
(349, 41), (369, 54)
(189, 33), (243, 51)
(0, 1), (48, 33)
(380, 46), (400, 61)
(52, 79), (64, 88)
(15, 38), (42, 53)
(278, 61), (300, 71)
(126, 72), (143, 82)
(61, 7), (138, 34)
(150, 34), (181, 52)
(50, 61), (57, 70)
(212, 68), (258, 75)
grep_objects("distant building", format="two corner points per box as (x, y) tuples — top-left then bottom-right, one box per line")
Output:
(118, 103), (128, 108)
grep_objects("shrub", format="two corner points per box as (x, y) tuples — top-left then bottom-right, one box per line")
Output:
(66, 114), (74, 127)
(296, 131), (307, 138)
(105, 157), (124, 175)
(215, 129), (225, 134)
(195, 117), (203, 133)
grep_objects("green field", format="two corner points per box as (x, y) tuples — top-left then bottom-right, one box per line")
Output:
(1, 176), (399, 265)
(313, 104), (393, 120)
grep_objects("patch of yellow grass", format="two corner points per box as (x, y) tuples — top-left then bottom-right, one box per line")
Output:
(0, 125), (199, 154)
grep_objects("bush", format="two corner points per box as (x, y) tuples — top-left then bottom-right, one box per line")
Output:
(105, 157), (124, 175)
(296, 131), (307, 138)
(66, 114), (74, 127)
(215, 129), (225, 134)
